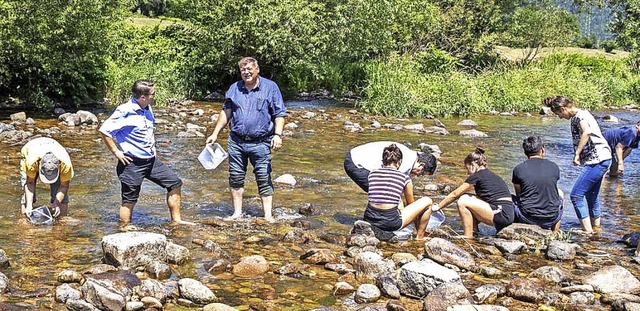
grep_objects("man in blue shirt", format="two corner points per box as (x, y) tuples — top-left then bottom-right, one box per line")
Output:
(603, 121), (640, 177)
(99, 79), (194, 225)
(206, 57), (287, 222)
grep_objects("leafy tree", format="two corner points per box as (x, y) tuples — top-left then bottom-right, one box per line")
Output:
(501, 5), (581, 62)
(0, 0), (119, 107)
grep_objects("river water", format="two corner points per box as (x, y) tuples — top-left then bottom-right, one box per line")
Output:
(1, 100), (639, 310)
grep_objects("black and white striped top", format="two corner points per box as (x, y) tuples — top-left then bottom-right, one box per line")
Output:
(367, 167), (410, 205)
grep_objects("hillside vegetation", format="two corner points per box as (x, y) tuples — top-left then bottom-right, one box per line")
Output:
(1, 0), (639, 116)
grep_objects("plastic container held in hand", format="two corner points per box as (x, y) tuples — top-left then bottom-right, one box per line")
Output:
(27, 206), (54, 225)
(427, 210), (446, 229)
(198, 143), (228, 170)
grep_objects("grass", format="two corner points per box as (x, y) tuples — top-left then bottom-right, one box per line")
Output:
(495, 45), (631, 62)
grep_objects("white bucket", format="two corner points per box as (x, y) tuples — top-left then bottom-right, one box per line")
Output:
(198, 143), (228, 170)
(427, 210), (446, 229)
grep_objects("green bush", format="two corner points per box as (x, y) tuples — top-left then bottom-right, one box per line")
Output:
(575, 35), (597, 49)
(600, 40), (617, 53)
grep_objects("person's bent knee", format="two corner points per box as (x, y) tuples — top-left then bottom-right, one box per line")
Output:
(229, 173), (246, 189)
(457, 194), (474, 206)
(166, 180), (182, 193)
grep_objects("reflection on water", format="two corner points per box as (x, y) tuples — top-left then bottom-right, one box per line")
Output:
(1, 102), (640, 309)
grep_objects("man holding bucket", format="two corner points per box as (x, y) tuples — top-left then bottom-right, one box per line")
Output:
(206, 57), (287, 222)
(20, 137), (74, 219)
(99, 79), (194, 225)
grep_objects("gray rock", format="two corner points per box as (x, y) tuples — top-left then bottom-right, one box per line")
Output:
(497, 223), (552, 242)
(232, 255), (269, 277)
(396, 259), (461, 298)
(529, 266), (568, 284)
(275, 263), (310, 275)
(333, 282), (355, 296)
(569, 291), (596, 305)
(448, 306), (510, 311)
(125, 301), (144, 311)
(284, 122), (299, 130)
(274, 173), (296, 186)
(473, 284), (506, 304)
(300, 249), (338, 265)
(203, 258), (232, 275)
(376, 276), (400, 299)
(191, 109), (205, 116)
(25, 118), (35, 125)
(135, 279), (168, 303)
(81, 278), (128, 311)
(0, 123), (15, 134)
(506, 277), (545, 303)
(166, 242), (190, 265)
(560, 284), (594, 294)
(84, 264), (118, 274)
(101, 231), (167, 269)
(58, 269), (83, 283)
(66, 299), (100, 311)
(302, 111), (316, 119)
(54, 108), (66, 115)
(459, 129), (488, 137)
(403, 123), (424, 131)
(584, 265), (640, 294)
(10, 112), (26, 122)
(457, 120), (477, 127)
(351, 220), (376, 237)
(0, 249), (10, 267)
(59, 112), (81, 126)
(203, 303), (240, 311)
(140, 296), (163, 309)
(546, 240), (580, 261)
(423, 282), (473, 311)
(325, 263), (355, 274)
(423, 126), (450, 135)
(283, 228), (315, 243)
(0, 272), (8, 294)
(354, 251), (395, 283)
(202, 240), (229, 259)
(391, 253), (417, 267)
(371, 121), (381, 129)
(424, 237), (476, 270)
(478, 266), (504, 278)
(77, 110), (98, 124)
(178, 278), (216, 305)
(494, 240), (527, 254)
(146, 260), (172, 279)
(298, 203), (320, 216)
(55, 283), (82, 303)
(348, 234), (379, 247)
(354, 284), (381, 303)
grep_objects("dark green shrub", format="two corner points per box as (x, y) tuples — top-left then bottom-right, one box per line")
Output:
(600, 40), (617, 53)
(575, 35), (597, 49)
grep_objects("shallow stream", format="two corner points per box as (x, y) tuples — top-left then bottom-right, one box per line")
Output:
(1, 100), (640, 310)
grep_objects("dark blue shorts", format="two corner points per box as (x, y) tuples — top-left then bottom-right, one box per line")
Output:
(116, 157), (182, 204)
(364, 204), (403, 231)
(514, 202), (563, 230)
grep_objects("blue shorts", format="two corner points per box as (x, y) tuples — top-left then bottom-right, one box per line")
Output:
(116, 157), (182, 204)
(363, 204), (403, 231)
(514, 202), (563, 230)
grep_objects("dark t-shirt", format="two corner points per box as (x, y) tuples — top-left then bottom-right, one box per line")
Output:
(465, 169), (511, 205)
(512, 158), (561, 220)
(603, 126), (640, 153)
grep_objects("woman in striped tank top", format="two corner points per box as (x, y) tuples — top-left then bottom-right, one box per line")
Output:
(364, 144), (435, 240)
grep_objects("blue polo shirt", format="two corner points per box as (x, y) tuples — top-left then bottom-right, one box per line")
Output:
(99, 98), (156, 159)
(603, 126), (639, 153)
(223, 76), (287, 138)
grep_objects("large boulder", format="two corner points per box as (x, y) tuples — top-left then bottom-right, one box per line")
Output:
(396, 259), (462, 298)
(584, 265), (640, 294)
(135, 279), (168, 303)
(496, 223), (552, 242)
(101, 231), (167, 269)
(76, 110), (99, 125)
(422, 282), (473, 311)
(424, 238), (475, 270)
(80, 278), (128, 311)
(546, 241), (580, 261)
(506, 277), (545, 303)
(178, 278), (217, 305)
(354, 251), (395, 283)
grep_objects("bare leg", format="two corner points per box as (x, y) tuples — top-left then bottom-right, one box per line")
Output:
(167, 187), (194, 225)
(58, 202), (69, 217)
(226, 187), (244, 220)
(119, 203), (135, 223)
(397, 197), (432, 239)
(261, 195), (275, 222)
(457, 195), (496, 238)
(591, 217), (601, 232)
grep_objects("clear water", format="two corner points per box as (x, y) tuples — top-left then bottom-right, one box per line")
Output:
(1, 102), (639, 310)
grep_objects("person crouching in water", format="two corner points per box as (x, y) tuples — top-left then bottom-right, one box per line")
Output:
(364, 144), (434, 240)
(432, 147), (514, 238)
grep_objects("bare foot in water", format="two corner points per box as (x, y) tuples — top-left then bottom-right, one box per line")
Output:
(170, 220), (196, 226)
(264, 216), (276, 223)
(224, 214), (242, 221)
